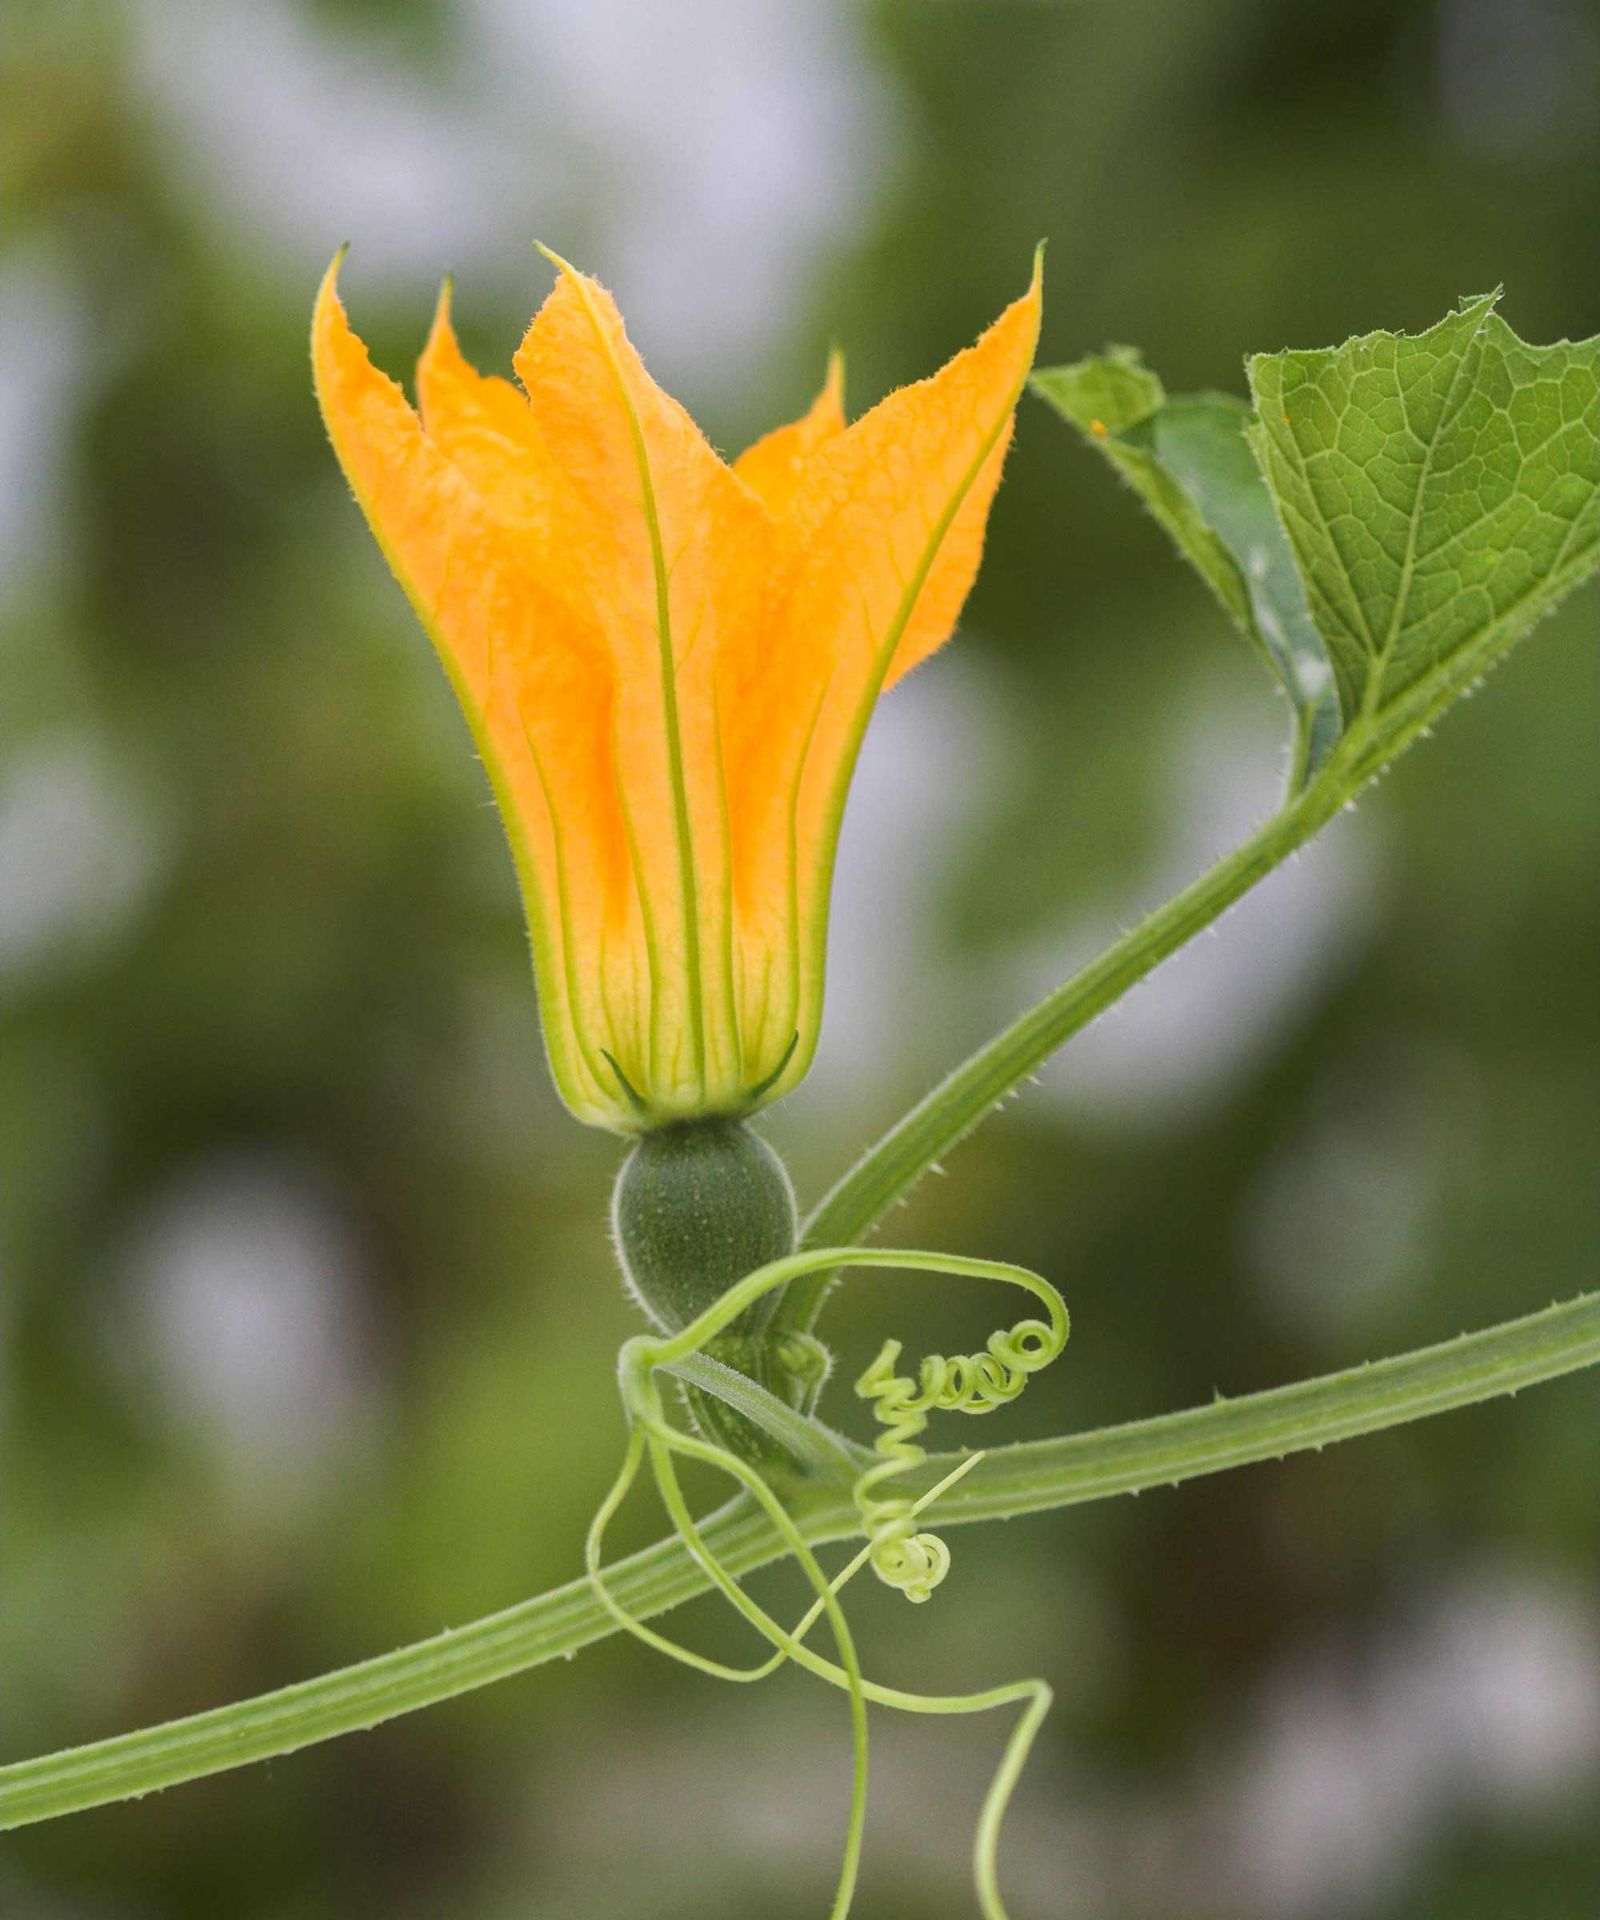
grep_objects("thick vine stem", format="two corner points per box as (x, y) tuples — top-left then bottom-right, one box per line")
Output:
(784, 659), (1591, 1340)
(778, 767), (1349, 1337)
(4, 1288), (1594, 1830)
(780, 703), (1487, 1340)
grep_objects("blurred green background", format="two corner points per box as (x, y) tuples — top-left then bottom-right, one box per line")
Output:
(5, 1), (1597, 1915)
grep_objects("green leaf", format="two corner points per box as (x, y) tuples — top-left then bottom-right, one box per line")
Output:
(1032, 351), (1341, 785)
(1245, 292), (1600, 738)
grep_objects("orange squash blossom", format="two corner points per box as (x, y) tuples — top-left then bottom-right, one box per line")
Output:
(312, 247), (1043, 1131)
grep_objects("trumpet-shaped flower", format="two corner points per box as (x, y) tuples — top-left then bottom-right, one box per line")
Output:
(313, 248), (1042, 1130)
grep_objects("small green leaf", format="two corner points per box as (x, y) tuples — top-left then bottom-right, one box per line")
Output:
(1032, 351), (1341, 785)
(1246, 293), (1600, 735)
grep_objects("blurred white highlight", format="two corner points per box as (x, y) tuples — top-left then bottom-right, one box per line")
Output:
(133, 0), (896, 386)
(124, 1153), (372, 1504)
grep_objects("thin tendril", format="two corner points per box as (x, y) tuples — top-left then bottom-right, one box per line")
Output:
(591, 1344), (870, 1916)
(585, 1244), (1070, 1918)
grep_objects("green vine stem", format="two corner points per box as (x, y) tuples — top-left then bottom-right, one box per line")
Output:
(6, 1288), (1594, 1830)
(780, 761), (1349, 1334)
(781, 684), (1483, 1338)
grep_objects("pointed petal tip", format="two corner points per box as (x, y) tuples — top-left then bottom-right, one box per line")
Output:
(312, 251), (361, 361)
(533, 240), (582, 282)
(426, 273), (456, 344)
(312, 252), (356, 367)
(316, 245), (349, 304)
(1016, 246), (1046, 357)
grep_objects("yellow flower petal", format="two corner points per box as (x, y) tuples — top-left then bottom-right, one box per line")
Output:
(731, 352), (846, 514)
(415, 278), (564, 542)
(721, 251), (1044, 1087)
(314, 257), (632, 1123)
(512, 253), (780, 1109)
(313, 248), (1042, 1129)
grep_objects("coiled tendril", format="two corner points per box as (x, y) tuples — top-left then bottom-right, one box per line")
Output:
(854, 1310), (1066, 1603)
(585, 1245), (1070, 1920)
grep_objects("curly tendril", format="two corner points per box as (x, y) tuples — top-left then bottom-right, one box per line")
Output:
(585, 1244), (1070, 1920)
(854, 1308), (1067, 1603)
